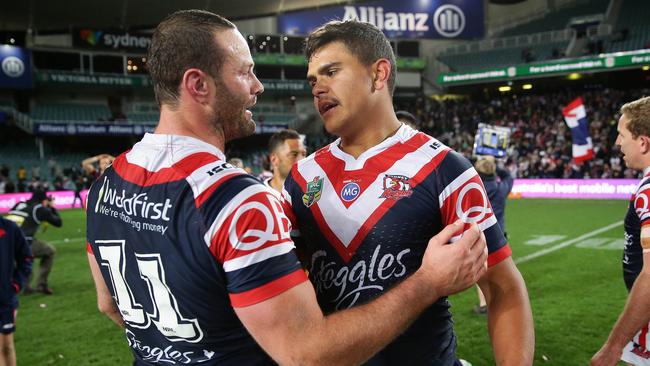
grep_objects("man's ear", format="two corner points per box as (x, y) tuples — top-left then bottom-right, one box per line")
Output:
(269, 153), (278, 169)
(371, 58), (391, 93)
(181, 68), (210, 104)
(641, 136), (650, 154)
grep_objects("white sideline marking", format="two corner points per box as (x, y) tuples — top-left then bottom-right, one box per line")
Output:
(48, 237), (86, 245)
(515, 221), (623, 264)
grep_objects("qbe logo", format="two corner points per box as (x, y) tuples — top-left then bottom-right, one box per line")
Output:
(1, 56), (25, 78)
(340, 182), (360, 202)
(433, 5), (466, 38)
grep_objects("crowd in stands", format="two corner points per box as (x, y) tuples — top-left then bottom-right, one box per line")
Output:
(0, 161), (91, 196)
(1, 87), (647, 190)
(396, 87), (649, 179)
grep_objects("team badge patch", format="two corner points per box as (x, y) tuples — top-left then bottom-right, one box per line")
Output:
(380, 174), (413, 201)
(303, 176), (324, 207)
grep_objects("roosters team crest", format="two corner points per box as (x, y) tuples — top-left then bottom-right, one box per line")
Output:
(303, 176), (324, 207)
(380, 174), (413, 201)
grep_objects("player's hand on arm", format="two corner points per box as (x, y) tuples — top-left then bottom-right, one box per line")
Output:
(87, 253), (124, 328)
(418, 220), (488, 299)
(591, 249), (650, 366)
(236, 220), (486, 366)
(479, 258), (534, 366)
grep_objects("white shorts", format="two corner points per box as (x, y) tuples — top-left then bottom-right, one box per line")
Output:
(622, 324), (650, 366)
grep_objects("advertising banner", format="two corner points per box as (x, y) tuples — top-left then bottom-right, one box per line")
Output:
(33, 122), (289, 136)
(510, 179), (637, 200)
(0, 190), (89, 214)
(278, 0), (484, 39)
(0, 45), (33, 89)
(34, 123), (156, 136)
(36, 71), (151, 87)
(73, 28), (151, 51)
(438, 49), (650, 85)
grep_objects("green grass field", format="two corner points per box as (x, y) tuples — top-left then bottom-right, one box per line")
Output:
(14, 198), (631, 365)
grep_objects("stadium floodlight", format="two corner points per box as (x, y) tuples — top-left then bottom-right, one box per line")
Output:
(522, 84), (533, 90)
(498, 86), (511, 92)
(643, 65), (650, 71)
(567, 73), (582, 80)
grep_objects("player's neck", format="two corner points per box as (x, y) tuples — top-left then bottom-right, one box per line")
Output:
(269, 175), (284, 194)
(155, 104), (226, 152)
(338, 118), (403, 159)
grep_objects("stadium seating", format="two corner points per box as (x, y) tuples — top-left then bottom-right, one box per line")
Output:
(499, 0), (611, 38)
(439, 41), (568, 71)
(31, 103), (112, 122)
(606, 0), (650, 52)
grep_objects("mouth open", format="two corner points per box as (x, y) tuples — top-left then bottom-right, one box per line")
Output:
(318, 101), (339, 116)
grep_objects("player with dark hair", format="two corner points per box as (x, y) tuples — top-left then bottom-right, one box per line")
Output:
(281, 19), (534, 365)
(0, 216), (32, 366)
(265, 129), (307, 194)
(5, 189), (61, 295)
(395, 110), (419, 129)
(85, 10), (488, 366)
(592, 96), (650, 366)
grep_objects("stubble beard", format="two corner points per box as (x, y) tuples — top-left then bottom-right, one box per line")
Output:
(211, 80), (256, 142)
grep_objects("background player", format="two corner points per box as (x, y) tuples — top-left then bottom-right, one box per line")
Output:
(592, 96), (650, 366)
(473, 155), (514, 314)
(264, 129), (307, 194)
(0, 216), (32, 366)
(5, 189), (61, 295)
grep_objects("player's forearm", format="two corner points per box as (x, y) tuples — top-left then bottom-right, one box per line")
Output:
(102, 304), (125, 329)
(487, 271), (534, 366)
(604, 271), (650, 351)
(303, 272), (437, 366)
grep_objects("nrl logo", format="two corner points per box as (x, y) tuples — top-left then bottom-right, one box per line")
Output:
(380, 174), (413, 201)
(302, 176), (324, 207)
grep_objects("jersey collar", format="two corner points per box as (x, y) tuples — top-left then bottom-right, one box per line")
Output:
(329, 124), (415, 168)
(140, 133), (227, 161)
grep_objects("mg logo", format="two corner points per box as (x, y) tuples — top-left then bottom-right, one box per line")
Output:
(433, 5), (466, 38)
(1, 56), (25, 78)
(340, 182), (360, 202)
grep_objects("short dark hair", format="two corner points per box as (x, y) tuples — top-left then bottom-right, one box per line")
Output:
(268, 129), (301, 153)
(304, 20), (396, 95)
(147, 10), (236, 107)
(395, 110), (418, 126)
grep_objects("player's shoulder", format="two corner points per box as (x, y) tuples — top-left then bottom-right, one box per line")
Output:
(636, 175), (650, 195)
(402, 129), (451, 159)
(287, 141), (332, 182)
(0, 216), (21, 236)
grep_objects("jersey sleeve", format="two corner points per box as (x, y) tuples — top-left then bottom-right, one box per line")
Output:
(634, 182), (650, 250)
(36, 205), (62, 227)
(436, 151), (511, 267)
(205, 179), (307, 307)
(281, 168), (301, 238)
(10, 220), (32, 292)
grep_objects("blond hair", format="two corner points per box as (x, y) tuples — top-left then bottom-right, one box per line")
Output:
(621, 96), (650, 138)
(475, 156), (496, 176)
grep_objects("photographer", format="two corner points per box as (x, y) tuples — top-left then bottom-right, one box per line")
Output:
(5, 189), (62, 295)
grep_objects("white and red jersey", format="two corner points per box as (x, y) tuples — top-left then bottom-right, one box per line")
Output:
(282, 124), (510, 365)
(86, 133), (306, 365)
(623, 167), (650, 287)
(621, 167), (650, 365)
